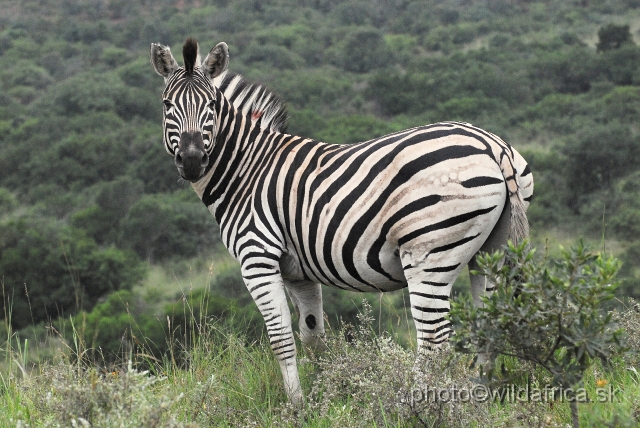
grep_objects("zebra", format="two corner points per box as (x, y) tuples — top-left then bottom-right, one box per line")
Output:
(149, 38), (534, 405)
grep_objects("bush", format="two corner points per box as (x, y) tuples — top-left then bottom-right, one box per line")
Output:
(24, 362), (186, 427)
(241, 43), (305, 70)
(599, 43), (640, 85)
(0, 218), (145, 329)
(450, 241), (624, 428)
(118, 192), (219, 263)
(71, 177), (144, 245)
(529, 48), (600, 94)
(163, 287), (264, 354)
(70, 290), (165, 361)
(329, 28), (392, 73)
(562, 122), (640, 207)
(23, 132), (130, 191)
(597, 23), (633, 52)
(69, 277), (265, 365)
(305, 301), (493, 427)
(314, 114), (401, 144)
(0, 187), (17, 215)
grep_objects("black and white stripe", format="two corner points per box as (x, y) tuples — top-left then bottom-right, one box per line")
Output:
(150, 39), (534, 405)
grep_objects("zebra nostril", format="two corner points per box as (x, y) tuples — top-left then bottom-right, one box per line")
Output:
(201, 153), (209, 167)
(175, 153), (183, 167)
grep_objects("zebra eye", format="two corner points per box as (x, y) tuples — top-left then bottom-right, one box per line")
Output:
(163, 100), (173, 110)
(207, 100), (216, 111)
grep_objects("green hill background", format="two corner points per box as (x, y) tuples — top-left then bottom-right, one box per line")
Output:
(1, 0), (640, 363)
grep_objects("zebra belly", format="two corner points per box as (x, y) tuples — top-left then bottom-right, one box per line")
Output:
(282, 244), (408, 292)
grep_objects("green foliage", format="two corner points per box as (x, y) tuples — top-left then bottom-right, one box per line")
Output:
(597, 23), (633, 52)
(119, 192), (218, 263)
(71, 177), (144, 244)
(5, 287), (640, 426)
(0, 217), (145, 329)
(22, 362), (187, 427)
(250, 24), (324, 66)
(305, 302), (493, 426)
(70, 290), (165, 361)
(0, 188), (17, 215)
(530, 47), (600, 94)
(68, 273), (264, 363)
(562, 122), (640, 207)
(450, 241), (625, 425)
(241, 42), (305, 70)
(163, 287), (264, 350)
(328, 27), (392, 73)
(314, 114), (402, 144)
(599, 43), (640, 85)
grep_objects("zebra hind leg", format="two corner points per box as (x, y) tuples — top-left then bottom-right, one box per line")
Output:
(468, 201), (511, 367)
(284, 280), (327, 353)
(402, 252), (466, 354)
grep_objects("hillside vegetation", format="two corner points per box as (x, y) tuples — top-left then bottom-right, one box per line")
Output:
(1, 1), (640, 424)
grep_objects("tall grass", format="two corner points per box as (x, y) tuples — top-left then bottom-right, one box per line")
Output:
(1, 296), (639, 427)
(1, 250), (640, 426)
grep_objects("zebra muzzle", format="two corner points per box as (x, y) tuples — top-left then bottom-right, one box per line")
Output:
(175, 132), (209, 181)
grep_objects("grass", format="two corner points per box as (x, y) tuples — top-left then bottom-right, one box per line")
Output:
(0, 296), (639, 427)
(1, 239), (639, 427)
(133, 249), (239, 313)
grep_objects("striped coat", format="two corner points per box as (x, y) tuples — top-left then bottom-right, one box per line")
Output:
(150, 39), (533, 405)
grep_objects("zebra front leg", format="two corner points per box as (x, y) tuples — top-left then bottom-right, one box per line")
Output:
(284, 280), (326, 353)
(243, 270), (303, 406)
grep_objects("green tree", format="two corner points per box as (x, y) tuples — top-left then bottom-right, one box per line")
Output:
(119, 192), (219, 263)
(330, 28), (392, 73)
(241, 43), (305, 70)
(0, 188), (17, 215)
(22, 132), (129, 191)
(71, 177), (144, 244)
(530, 47), (600, 94)
(69, 290), (165, 361)
(0, 217), (145, 329)
(562, 122), (640, 208)
(314, 115), (401, 144)
(596, 23), (633, 52)
(599, 43), (640, 85)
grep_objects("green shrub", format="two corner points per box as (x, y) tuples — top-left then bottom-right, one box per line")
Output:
(0, 218), (145, 329)
(597, 23), (633, 52)
(450, 241), (625, 428)
(562, 122), (640, 207)
(23, 361), (187, 427)
(118, 192), (219, 263)
(328, 27), (392, 73)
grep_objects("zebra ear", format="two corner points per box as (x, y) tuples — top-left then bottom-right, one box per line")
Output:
(150, 43), (179, 79)
(202, 42), (229, 80)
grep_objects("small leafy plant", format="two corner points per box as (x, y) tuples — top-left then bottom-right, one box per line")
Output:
(449, 241), (626, 428)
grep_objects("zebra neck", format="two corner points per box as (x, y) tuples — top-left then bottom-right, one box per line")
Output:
(191, 97), (285, 239)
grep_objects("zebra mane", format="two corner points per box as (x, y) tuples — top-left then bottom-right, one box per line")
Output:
(213, 71), (289, 133)
(183, 38), (199, 75)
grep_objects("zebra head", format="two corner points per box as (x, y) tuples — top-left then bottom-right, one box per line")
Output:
(150, 38), (229, 182)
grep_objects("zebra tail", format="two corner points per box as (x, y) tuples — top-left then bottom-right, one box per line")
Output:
(497, 141), (530, 245)
(508, 190), (529, 245)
